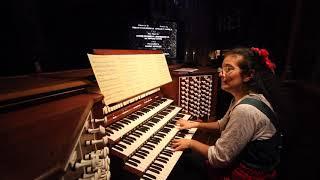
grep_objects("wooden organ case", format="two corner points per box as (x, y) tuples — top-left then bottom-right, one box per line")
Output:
(0, 50), (206, 180)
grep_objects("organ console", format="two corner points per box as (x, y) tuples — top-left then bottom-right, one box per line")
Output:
(0, 50), (218, 180)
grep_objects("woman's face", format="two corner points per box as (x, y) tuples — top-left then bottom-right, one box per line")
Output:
(219, 55), (248, 95)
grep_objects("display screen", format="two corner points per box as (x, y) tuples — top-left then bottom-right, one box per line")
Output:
(128, 20), (177, 59)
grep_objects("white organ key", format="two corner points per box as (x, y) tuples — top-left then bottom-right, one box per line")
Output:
(141, 127), (197, 180)
(164, 128), (197, 175)
(112, 106), (182, 158)
(124, 113), (191, 176)
(124, 125), (179, 176)
(107, 98), (173, 143)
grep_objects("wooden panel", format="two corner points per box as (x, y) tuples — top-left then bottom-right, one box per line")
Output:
(0, 93), (103, 179)
(0, 69), (94, 103)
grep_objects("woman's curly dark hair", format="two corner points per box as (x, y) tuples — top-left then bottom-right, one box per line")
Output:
(224, 47), (280, 110)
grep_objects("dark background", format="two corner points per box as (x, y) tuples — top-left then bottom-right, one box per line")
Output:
(2, 0), (308, 78)
(2, 0), (319, 179)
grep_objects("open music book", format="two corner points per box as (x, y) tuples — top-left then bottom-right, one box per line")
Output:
(87, 53), (172, 106)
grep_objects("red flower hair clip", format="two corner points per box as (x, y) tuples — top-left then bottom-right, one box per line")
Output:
(251, 47), (276, 73)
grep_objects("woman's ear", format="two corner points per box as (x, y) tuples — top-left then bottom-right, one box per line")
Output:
(243, 69), (255, 82)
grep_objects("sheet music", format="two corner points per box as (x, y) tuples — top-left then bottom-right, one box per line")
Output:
(87, 53), (172, 106)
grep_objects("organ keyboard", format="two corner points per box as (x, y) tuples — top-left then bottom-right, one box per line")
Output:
(106, 97), (173, 143)
(1, 49), (207, 180)
(141, 127), (197, 180)
(86, 49), (200, 179)
(85, 90), (197, 180)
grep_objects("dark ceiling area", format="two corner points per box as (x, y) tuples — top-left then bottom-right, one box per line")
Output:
(2, 0), (318, 83)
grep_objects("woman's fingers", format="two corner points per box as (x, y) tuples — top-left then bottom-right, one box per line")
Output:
(171, 139), (180, 149)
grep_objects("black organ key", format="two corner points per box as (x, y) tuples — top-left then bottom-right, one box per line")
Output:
(180, 129), (190, 133)
(116, 143), (126, 149)
(133, 131), (142, 136)
(122, 139), (132, 145)
(151, 103), (159, 106)
(122, 119), (131, 123)
(154, 115), (163, 119)
(140, 127), (149, 132)
(160, 128), (170, 133)
(120, 120), (129, 125)
(141, 125), (150, 130)
(156, 132), (166, 138)
(161, 152), (172, 157)
(176, 114), (184, 118)
(151, 137), (161, 142)
(113, 146), (123, 151)
(127, 114), (139, 120)
(134, 132), (142, 137)
(150, 118), (160, 123)
(141, 176), (153, 180)
(125, 138), (134, 143)
(137, 149), (149, 155)
(136, 151), (148, 157)
(104, 132), (111, 136)
(145, 143), (155, 148)
(131, 133), (140, 138)
(126, 136), (136, 141)
(159, 111), (169, 116)
(130, 157), (141, 164)
(145, 122), (154, 127)
(155, 135), (166, 141)
(148, 140), (159, 145)
(143, 144), (154, 150)
(163, 109), (172, 113)
(157, 155), (168, 162)
(158, 155), (169, 161)
(163, 149), (173, 154)
(105, 128), (114, 134)
(139, 149), (149, 154)
(127, 160), (138, 167)
(144, 173), (157, 179)
(165, 124), (174, 128)
(150, 165), (162, 171)
(147, 105), (155, 109)
(134, 153), (145, 159)
(136, 128), (147, 133)
(176, 133), (185, 138)
(153, 162), (164, 168)
(113, 123), (124, 128)
(156, 158), (167, 163)
(149, 168), (160, 174)
(143, 145), (153, 150)
(135, 111), (145, 116)
(109, 125), (120, 131)
(166, 106), (175, 110)
(140, 108), (150, 113)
